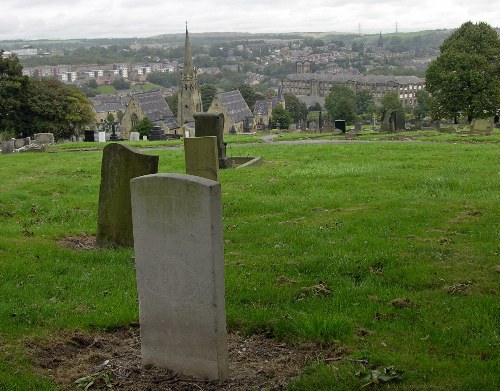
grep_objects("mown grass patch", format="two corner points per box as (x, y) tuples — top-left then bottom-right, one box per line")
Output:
(0, 141), (498, 390)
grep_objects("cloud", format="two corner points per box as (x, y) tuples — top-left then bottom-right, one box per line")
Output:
(0, 0), (498, 40)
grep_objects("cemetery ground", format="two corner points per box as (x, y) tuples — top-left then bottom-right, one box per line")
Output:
(0, 139), (498, 390)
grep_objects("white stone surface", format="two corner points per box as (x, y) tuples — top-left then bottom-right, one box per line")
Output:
(98, 131), (106, 142)
(131, 173), (228, 380)
(129, 131), (140, 141)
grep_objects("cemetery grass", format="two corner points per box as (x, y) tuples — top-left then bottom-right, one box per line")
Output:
(0, 142), (498, 390)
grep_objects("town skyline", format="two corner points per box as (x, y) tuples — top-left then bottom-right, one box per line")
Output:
(1, 0), (498, 41)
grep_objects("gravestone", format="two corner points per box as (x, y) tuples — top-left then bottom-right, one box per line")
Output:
(184, 136), (219, 181)
(84, 130), (95, 142)
(34, 133), (55, 145)
(96, 143), (159, 248)
(129, 132), (140, 141)
(470, 119), (493, 135)
(14, 138), (30, 149)
(334, 120), (346, 133)
(1, 140), (15, 154)
(381, 110), (405, 133)
(148, 126), (165, 141)
(194, 113), (233, 169)
(98, 131), (106, 142)
(354, 122), (362, 132)
(131, 173), (228, 380)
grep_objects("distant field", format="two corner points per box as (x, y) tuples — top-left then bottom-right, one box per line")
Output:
(0, 140), (498, 390)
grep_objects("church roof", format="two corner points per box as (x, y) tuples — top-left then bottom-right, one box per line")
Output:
(134, 90), (175, 122)
(214, 90), (253, 124)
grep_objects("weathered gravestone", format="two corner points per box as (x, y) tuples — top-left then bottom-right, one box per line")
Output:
(129, 131), (140, 141)
(1, 140), (15, 154)
(194, 113), (233, 169)
(96, 143), (158, 248)
(354, 122), (362, 132)
(34, 133), (54, 145)
(470, 119), (493, 135)
(131, 173), (228, 380)
(184, 136), (219, 181)
(98, 131), (106, 142)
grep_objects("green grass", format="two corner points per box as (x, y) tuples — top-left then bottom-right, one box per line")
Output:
(0, 141), (498, 390)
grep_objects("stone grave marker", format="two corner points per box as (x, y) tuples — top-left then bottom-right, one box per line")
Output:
(184, 136), (219, 181)
(96, 143), (159, 248)
(84, 130), (95, 142)
(1, 139), (15, 154)
(98, 131), (106, 142)
(129, 131), (140, 141)
(355, 122), (362, 132)
(194, 112), (233, 169)
(131, 173), (228, 380)
(34, 133), (54, 145)
(334, 120), (346, 133)
(470, 119), (493, 135)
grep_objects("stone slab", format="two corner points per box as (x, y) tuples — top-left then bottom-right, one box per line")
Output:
(34, 133), (54, 145)
(129, 131), (140, 141)
(96, 143), (159, 248)
(131, 174), (228, 380)
(98, 132), (106, 142)
(1, 140), (14, 154)
(184, 136), (219, 181)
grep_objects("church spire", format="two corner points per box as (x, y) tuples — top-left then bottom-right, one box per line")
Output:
(183, 23), (193, 73)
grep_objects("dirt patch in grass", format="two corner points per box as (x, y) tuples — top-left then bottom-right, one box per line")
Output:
(28, 324), (346, 390)
(58, 235), (97, 250)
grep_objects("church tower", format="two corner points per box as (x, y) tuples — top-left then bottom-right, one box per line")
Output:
(177, 25), (203, 127)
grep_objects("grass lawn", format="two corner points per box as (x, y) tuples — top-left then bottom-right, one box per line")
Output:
(0, 140), (498, 390)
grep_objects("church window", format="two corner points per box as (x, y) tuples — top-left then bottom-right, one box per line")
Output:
(131, 113), (139, 128)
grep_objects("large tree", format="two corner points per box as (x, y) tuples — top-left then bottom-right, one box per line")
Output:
(380, 92), (405, 119)
(324, 85), (357, 124)
(284, 92), (308, 124)
(426, 21), (500, 123)
(355, 90), (377, 119)
(271, 106), (292, 129)
(0, 55), (29, 137)
(22, 78), (94, 139)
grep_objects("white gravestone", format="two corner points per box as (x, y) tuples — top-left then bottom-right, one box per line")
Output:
(98, 131), (106, 142)
(131, 173), (228, 380)
(129, 131), (140, 141)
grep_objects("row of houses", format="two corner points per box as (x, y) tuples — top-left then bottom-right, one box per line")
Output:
(21, 61), (179, 84)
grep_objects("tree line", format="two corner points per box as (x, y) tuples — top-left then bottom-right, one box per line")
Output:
(0, 55), (94, 140)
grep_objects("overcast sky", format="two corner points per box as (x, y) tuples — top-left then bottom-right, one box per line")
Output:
(1, 0), (498, 40)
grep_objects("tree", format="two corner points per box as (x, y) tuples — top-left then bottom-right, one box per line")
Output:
(426, 21), (500, 123)
(380, 92), (405, 119)
(165, 94), (178, 118)
(147, 72), (179, 88)
(22, 78), (94, 139)
(414, 90), (431, 120)
(355, 90), (377, 118)
(0, 54), (29, 137)
(113, 77), (131, 90)
(284, 92), (308, 123)
(133, 117), (154, 138)
(271, 105), (292, 129)
(324, 85), (357, 124)
(237, 84), (256, 110)
(200, 84), (217, 112)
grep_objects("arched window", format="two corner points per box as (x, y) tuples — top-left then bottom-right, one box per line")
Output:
(131, 113), (139, 128)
